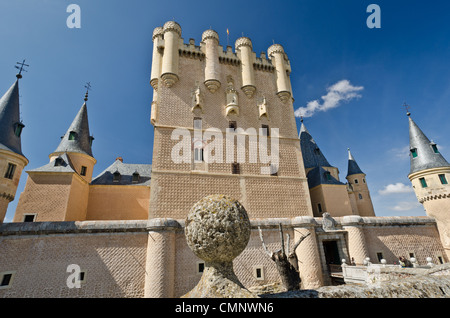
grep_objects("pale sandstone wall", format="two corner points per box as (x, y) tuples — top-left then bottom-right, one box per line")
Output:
(150, 53), (312, 220)
(0, 221), (148, 298)
(86, 185), (150, 220)
(65, 176), (90, 221)
(0, 217), (446, 298)
(0, 151), (28, 222)
(341, 216), (448, 266)
(13, 173), (73, 222)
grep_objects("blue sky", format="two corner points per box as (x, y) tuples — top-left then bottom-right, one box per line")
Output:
(1, 0), (449, 221)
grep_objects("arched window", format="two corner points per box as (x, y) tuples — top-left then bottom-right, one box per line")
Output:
(132, 172), (140, 183)
(68, 131), (78, 141)
(113, 171), (121, 183)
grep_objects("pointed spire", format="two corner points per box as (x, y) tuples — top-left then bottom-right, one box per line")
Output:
(347, 148), (364, 177)
(408, 112), (449, 175)
(299, 116), (309, 136)
(53, 91), (94, 157)
(299, 120), (331, 169)
(0, 78), (25, 156)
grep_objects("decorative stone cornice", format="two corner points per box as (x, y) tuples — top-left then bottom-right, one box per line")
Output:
(267, 44), (285, 57)
(163, 21), (182, 36)
(0, 192), (14, 202)
(152, 27), (164, 41)
(419, 193), (450, 203)
(201, 29), (219, 42)
(235, 37), (253, 50)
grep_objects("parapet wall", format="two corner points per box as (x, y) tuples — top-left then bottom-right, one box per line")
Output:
(0, 216), (446, 298)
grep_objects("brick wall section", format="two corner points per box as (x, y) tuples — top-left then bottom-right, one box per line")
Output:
(14, 174), (73, 222)
(0, 217), (446, 298)
(0, 221), (147, 298)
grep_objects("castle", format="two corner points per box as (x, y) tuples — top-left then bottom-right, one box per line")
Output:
(0, 21), (449, 297)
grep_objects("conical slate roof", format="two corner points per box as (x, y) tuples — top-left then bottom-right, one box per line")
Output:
(0, 79), (25, 156)
(408, 114), (450, 175)
(53, 101), (93, 157)
(299, 121), (331, 169)
(347, 148), (364, 177)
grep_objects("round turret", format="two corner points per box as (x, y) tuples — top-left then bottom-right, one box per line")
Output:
(202, 29), (221, 93)
(235, 37), (256, 98)
(160, 21), (182, 87)
(268, 44), (292, 102)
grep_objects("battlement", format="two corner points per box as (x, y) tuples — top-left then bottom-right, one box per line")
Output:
(150, 21), (293, 101)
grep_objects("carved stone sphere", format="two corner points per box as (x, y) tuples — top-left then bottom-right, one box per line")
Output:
(185, 195), (251, 263)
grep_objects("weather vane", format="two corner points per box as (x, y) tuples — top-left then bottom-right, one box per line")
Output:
(84, 82), (92, 101)
(403, 102), (411, 116)
(15, 59), (29, 79)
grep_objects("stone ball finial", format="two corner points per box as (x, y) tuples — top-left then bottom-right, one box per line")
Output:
(235, 37), (253, 50)
(185, 194), (251, 263)
(202, 29), (219, 42)
(163, 21), (182, 36)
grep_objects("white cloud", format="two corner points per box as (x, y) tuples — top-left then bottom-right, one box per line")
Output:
(294, 79), (364, 118)
(378, 182), (414, 195)
(391, 145), (410, 160)
(390, 201), (421, 211)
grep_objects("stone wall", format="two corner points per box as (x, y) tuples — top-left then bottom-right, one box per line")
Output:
(0, 216), (447, 298)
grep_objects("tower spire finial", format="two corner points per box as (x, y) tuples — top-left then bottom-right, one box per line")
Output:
(15, 59), (29, 79)
(403, 101), (411, 116)
(84, 82), (92, 102)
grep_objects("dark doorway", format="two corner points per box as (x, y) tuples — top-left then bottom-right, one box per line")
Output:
(323, 240), (340, 265)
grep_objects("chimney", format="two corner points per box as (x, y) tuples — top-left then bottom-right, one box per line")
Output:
(116, 157), (123, 162)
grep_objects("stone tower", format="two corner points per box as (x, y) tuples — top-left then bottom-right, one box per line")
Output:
(0, 73), (28, 223)
(407, 112), (450, 259)
(148, 21), (312, 220)
(346, 148), (375, 216)
(299, 120), (353, 217)
(14, 91), (96, 222)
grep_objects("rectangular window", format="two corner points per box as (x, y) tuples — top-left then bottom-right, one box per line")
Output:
(68, 131), (77, 140)
(23, 214), (36, 222)
(354, 179), (359, 184)
(15, 123), (24, 137)
(439, 174), (448, 185)
(261, 124), (269, 137)
(80, 166), (87, 176)
(419, 177), (427, 188)
(4, 163), (16, 180)
(318, 203), (323, 213)
(193, 117), (202, 130)
(132, 172), (140, 183)
(410, 148), (418, 158)
(197, 262), (205, 274)
(270, 164), (278, 176)
(432, 144), (439, 154)
(376, 252), (384, 262)
(232, 163), (240, 174)
(0, 272), (15, 289)
(253, 266), (264, 280)
(194, 148), (204, 162)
